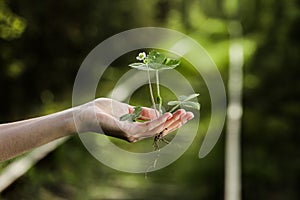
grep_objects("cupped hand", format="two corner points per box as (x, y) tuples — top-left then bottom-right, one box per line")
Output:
(74, 98), (194, 142)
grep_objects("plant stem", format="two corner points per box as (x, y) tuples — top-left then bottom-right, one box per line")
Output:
(156, 70), (162, 115)
(146, 64), (158, 118)
(169, 104), (180, 113)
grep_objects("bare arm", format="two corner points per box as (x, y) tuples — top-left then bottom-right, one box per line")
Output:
(0, 108), (75, 162)
(0, 98), (194, 162)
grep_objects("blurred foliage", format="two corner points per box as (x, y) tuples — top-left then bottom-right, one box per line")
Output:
(0, 0), (299, 199)
(0, 0), (26, 40)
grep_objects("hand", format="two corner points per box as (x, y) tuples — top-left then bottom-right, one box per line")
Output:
(74, 98), (194, 142)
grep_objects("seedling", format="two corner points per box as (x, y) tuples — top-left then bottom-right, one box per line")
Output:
(120, 50), (200, 149)
(119, 106), (149, 122)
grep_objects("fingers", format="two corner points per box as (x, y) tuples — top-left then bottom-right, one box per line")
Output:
(133, 113), (172, 140)
(140, 107), (160, 119)
(133, 110), (194, 141)
(162, 110), (194, 137)
(126, 106), (158, 121)
(163, 109), (186, 128)
(144, 112), (172, 130)
(92, 99), (196, 143)
(97, 100), (194, 143)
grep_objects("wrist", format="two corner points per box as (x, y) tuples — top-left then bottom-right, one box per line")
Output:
(56, 108), (77, 136)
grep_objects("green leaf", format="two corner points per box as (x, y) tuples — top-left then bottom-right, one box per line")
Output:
(129, 62), (144, 67)
(144, 50), (166, 64)
(119, 114), (132, 121)
(129, 62), (177, 71)
(179, 93), (199, 101)
(178, 95), (188, 101)
(181, 101), (200, 110)
(129, 63), (155, 71)
(133, 106), (142, 115)
(131, 50), (181, 71)
(184, 93), (200, 101)
(167, 101), (181, 106)
(168, 93), (200, 112)
(164, 58), (181, 67)
(119, 106), (143, 122)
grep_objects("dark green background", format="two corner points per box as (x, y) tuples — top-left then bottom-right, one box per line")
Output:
(0, 0), (299, 199)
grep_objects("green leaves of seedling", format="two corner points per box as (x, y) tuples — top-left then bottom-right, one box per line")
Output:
(179, 93), (200, 102)
(144, 50), (166, 65)
(119, 106), (149, 122)
(129, 50), (180, 71)
(168, 93), (200, 112)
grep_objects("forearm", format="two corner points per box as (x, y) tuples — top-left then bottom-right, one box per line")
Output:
(0, 108), (76, 162)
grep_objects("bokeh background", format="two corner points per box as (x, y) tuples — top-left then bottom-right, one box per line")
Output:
(0, 0), (299, 199)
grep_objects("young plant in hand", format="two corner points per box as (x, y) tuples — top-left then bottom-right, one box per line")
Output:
(120, 50), (200, 149)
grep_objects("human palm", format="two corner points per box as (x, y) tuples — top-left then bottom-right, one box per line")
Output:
(75, 98), (194, 142)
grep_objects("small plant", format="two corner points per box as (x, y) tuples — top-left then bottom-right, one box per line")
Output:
(119, 106), (149, 122)
(120, 50), (200, 149)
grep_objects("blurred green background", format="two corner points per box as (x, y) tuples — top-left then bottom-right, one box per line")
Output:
(0, 0), (299, 199)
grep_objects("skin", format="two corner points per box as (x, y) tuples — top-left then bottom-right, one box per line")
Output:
(0, 98), (194, 162)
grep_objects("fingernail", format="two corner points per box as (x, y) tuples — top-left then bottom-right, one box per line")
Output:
(180, 109), (186, 114)
(167, 113), (173, 120)
(187, 116), (194, 120)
